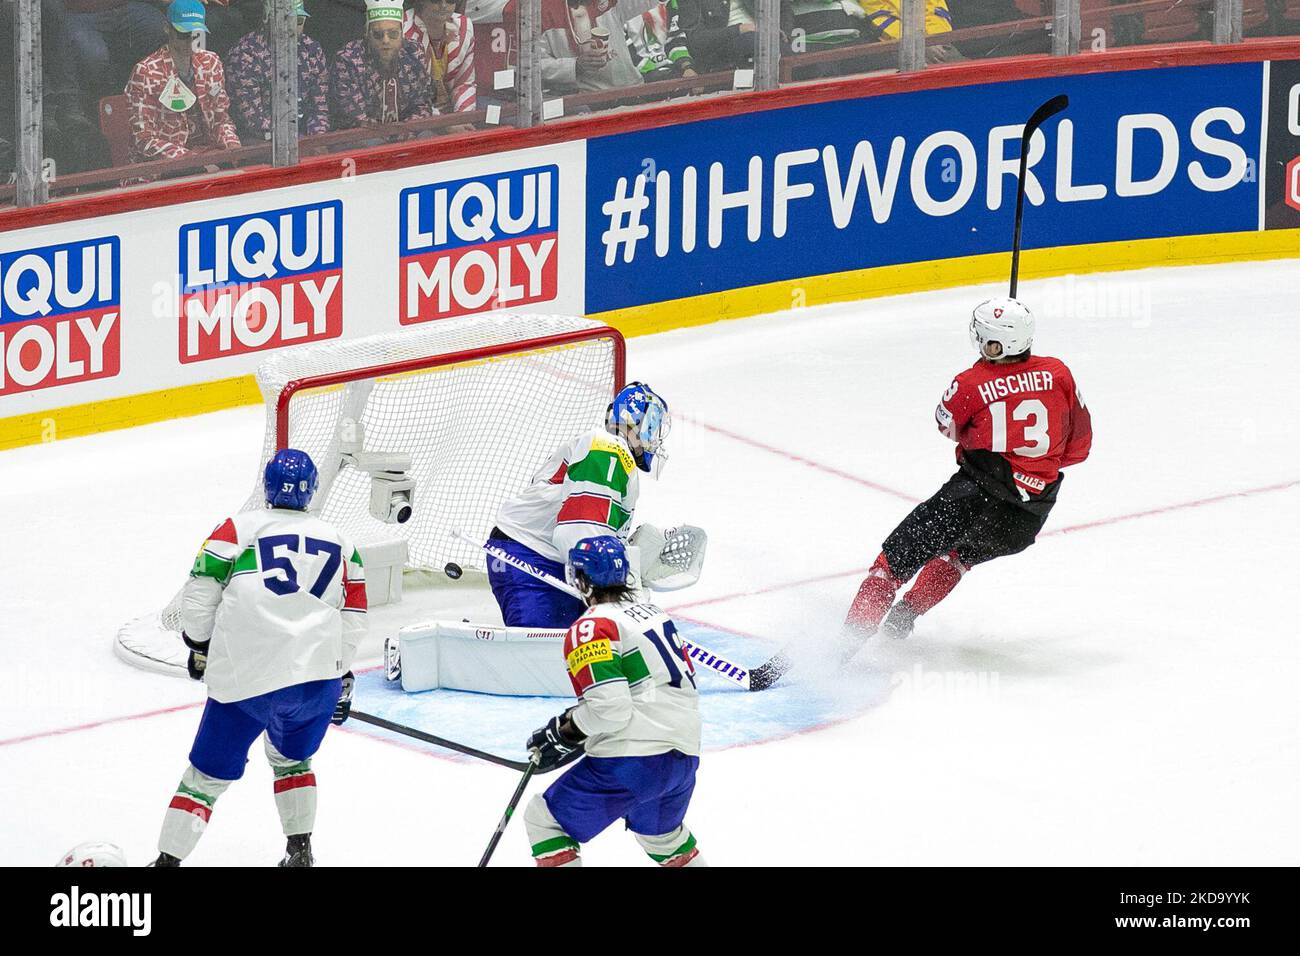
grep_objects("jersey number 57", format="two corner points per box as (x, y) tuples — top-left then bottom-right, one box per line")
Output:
(258, 534), (342, 599)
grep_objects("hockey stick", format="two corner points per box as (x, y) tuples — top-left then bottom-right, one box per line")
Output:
(349, 710), (532, 772)
(478, 757), (538, 867)
(750, 97), (1075, 695)
(452, 531), (752, 689)
(1009, 94), (1068, 298)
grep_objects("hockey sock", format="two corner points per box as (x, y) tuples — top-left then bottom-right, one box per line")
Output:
(523, 794), (581, 867)
(903, 550), (968, 615)
(266, 740), (316, 837)
(635, 824), (705, 867)
(844, 553), (904, 633)
(158, 764), (232, 861)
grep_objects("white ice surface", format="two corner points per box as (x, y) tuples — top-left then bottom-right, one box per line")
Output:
(2, 259), (1299, 866)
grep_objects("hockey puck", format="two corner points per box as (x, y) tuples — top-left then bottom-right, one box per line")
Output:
(444, 562), (463, 580)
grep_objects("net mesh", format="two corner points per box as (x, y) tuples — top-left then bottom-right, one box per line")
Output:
(154, 313), (621, 635)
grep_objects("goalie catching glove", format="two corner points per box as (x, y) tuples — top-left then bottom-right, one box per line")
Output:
(630, 524), (708, 592)
(527, 708), (586, 772)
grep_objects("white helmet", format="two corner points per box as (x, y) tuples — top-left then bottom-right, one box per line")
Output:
(970, 297), (1034, 360)
(56, 841), (128, 867)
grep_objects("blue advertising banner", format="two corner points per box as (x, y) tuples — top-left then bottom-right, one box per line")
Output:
(584, 63), (1264, 313)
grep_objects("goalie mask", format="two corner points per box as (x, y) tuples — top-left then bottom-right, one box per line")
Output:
(607, 382), (671, 476)
(970, 297), (1034, 361)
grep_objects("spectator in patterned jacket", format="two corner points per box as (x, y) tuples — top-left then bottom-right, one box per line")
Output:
(331, 0), (436, 128)
(125, 0), (242, 162)
(226, 1), (332, 139)
(403, 0), (476, 114)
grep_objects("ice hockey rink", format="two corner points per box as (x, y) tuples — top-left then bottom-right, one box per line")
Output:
(2, 258), (1298, 867)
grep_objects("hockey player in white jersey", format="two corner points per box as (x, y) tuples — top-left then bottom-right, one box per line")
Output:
(488, 382), (670, 628)
(151, 449), (367, 867)
(522, 536), (705, 867)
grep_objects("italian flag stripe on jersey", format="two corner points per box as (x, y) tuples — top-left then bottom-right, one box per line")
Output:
(621, 647), (651, 685)
(566, 448), (631, 495)
(557, 494), (631, 530)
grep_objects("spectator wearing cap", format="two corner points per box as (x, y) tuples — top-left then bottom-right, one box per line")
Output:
(403, 0), (476, 114)
(331, 0), (436, 128)
(226, 1), (332, 139)
(64, 0), (169, 96)
(124, 0), (242, 161)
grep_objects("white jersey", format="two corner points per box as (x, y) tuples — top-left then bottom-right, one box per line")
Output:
(181, 508), (367, 703)
(494, 428), (641, 563)
(562, 600), (701, 758)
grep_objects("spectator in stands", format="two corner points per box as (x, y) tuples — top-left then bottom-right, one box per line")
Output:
(403, 0), (477, 113)
(332, 0), (436, 127)
(671, 0), (789, 74)
(1, 0), (102, 173)
(624, 0), (697, 82)
(65, 0), (170, 97)
(307, 0), (365, 56)
(503, 0), (643, 94)
(203, 1), (267, 56)
(125, 0), (242, 161)
(226, 0), (331, 139)
(859, 0), (961, 62)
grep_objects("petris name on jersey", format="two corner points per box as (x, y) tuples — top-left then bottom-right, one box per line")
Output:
(976, 369), (1054, 405)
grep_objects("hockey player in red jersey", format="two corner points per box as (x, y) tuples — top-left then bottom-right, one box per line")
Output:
(844, 296), (1092, 641)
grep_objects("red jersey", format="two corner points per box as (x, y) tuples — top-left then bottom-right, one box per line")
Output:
(935, 354), (1092, 500)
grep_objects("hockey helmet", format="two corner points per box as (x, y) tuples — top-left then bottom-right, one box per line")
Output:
(607, 382), (670, 475)
(264, 448), (319, 510)
(56, 841), (128, 867)
(568, 536), (631, 592)
(970, 297), (1034, 360)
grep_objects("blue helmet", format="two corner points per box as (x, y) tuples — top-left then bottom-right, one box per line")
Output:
(264, 448), (318, 510)
(568, 536), (630, 591)
(608, 381), (670, 474)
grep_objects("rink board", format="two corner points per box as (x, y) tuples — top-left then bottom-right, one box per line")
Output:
(347, 621), (892, 762)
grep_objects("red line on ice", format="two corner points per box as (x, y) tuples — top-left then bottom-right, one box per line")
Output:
(668, 478), (1300, 611)
(7, 480), (1294, 750)
(693, 419), (920, 504)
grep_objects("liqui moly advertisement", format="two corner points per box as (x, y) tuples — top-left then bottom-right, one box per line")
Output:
(178, 200), (344, 363)
(399, 165), (560, 323)
(0, 237), (121, 397)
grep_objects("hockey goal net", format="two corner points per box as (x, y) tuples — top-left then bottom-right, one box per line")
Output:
(117, 313), (625, 673)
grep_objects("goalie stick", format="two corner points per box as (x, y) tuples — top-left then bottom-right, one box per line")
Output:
(451, 531), (753, 690)
(750, 94), (1071, 694)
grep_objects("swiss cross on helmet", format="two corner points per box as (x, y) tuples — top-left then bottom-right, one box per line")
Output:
(970, 297), (1034, 360)
(607, 381), (671, 475)
(264, 448), (319, 510)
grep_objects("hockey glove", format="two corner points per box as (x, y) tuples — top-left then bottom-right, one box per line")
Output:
(526, 710), (587, 772)
(332, 671), (355, 725)
(181, 632), (208, 681)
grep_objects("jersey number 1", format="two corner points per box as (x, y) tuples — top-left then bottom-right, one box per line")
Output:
(990, 399), (1050, 458)
(258, 534), (342, 599)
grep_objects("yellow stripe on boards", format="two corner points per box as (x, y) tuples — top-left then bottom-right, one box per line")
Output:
(0, 375), (261, 451)
(593, 229), (1300, 337)
(3, 229), (1298, 451)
